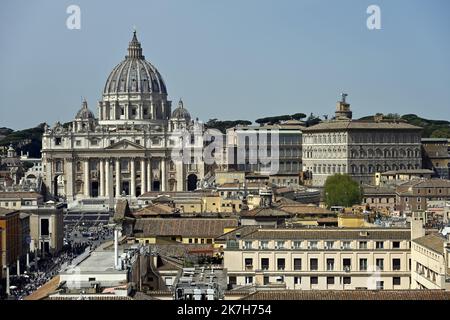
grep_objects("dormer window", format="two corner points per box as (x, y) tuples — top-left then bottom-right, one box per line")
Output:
(54, 137), (62, 145)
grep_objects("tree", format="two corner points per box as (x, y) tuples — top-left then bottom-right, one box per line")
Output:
(324, 174), (362, 208)
(205, 119), (252, 133)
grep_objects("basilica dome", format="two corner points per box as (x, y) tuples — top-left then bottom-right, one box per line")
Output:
(171, 99), (191, 121)
(75, 99), (95, 120)
(103, 31), (167, 95)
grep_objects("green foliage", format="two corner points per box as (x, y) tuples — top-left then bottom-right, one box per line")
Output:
(358, 113), (450, 138)
(205, 119), (252, 133)
(305, 113), (321, 127)
(324, 174), (362, 208)
(0, 123), (45, 157)
(255, 113), (306, 125)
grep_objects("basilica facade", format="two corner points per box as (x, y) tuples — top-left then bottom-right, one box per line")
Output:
(41, 32), (205, 202)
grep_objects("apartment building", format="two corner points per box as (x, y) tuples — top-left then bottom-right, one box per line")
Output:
(411, 232), (450, 290)
(220, 226), (412, 290)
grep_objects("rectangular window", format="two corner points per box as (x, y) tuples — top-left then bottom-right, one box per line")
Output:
(75, 140), (81, 146)
(359, 241), (367, 249)
(376, 258), (384, 271)
(293, 258), (302, 271)
(325, 241), (334, 249)
(277, 258), (285, 271)
(392, 258), (401, 271)
(260, 240), (269, 249)
(55, 137), (62, 145)
(40, 218), (50, 236)
(327, 277), (335, 285)
(245, 258), (253, 270)
(245, 276), (253, 284)
(294, 276), (301, 285)
(343, 258), (351, 271)
(376, 281), (384, 290)
(276, 241), (285, 249)
(393, 277), (401, 286)
(376, 241), (384, 249)
(359, 258), (368, 271)
(261, 258), (270, 270)
(293, 241), (302, 249)
(343, 277), (351, 284)
(309, 241), (318, 250)
(310, 258), (318, 271)
(244, 241), (253, 249)
(310, 276), (318, 285)
(392, 241), (400, 249)
(326, 258), (334, 271)
(342, 241), (351, 249)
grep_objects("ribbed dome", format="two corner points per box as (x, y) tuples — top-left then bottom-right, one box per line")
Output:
(75, 99), (95, 119)
(171, 99), (191, 121)
(103, 31), (167, 95)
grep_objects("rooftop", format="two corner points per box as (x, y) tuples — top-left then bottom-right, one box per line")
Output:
(218, 226), (410, 241)
(302, 119), (422, 132)
(241, 290), (450, 300)
(133, 218), (239, 238)
(413, 233), (447, 254)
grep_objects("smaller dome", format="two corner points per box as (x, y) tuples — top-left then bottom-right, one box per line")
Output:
(75, 99), (95, 120)
(171, 99), (191, 121)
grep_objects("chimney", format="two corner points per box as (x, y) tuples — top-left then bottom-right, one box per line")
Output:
(411, 217), (425, 240)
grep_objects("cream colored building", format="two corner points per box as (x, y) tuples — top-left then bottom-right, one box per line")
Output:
(411, 232), (450, 290)
(221, 226), (412, 290)
(302, 95), (422, 186)
(41, 32), (205, 203)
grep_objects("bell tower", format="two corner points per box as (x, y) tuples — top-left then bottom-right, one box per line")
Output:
(335, 93), (352, 120)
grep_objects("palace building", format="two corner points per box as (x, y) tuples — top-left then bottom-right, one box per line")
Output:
(41, 32), (205, 202)
(302, 94), (423, 186)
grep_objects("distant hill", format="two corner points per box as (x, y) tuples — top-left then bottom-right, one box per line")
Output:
(359, 113), (450, 138)
(0, 124), (45, 158)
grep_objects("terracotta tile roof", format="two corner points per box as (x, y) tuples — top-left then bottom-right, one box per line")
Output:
(114, 199), (133, 220)
(240, 207), (291, 218)
(24, 276), (60, 300)
(302, 119), (422, 132)
(413, 233), (446, 254)
(241, 290), (450, 300)
(134, 218), (238, 238)
(277, 204), (334, 215)
(0, 191), (42, 199)
(0, 207), (18, 216)
(219, 226), (410, 241)
(134, 203), (175, 216)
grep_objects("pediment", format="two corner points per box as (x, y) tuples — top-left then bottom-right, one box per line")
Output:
(105, 139), (145, 150)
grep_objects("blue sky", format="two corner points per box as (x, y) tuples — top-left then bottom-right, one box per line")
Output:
(1, 0), (449, 129)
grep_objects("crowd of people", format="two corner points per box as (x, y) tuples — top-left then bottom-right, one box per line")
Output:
(3, 222), (113, 300)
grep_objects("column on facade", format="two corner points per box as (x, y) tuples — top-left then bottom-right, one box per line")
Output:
(83, 159), (90, 197)
(161, 158), (167, 192)
(115, 158), (121, 197)
(64, 158), (74, 200)
(147, 159), (152, 192)
(176, 160), (184, 192)
(130, 158), (136, 197)
(141, 158), (146, 195)
(105, 158), (110, 197)
(99, 159), (105, 197)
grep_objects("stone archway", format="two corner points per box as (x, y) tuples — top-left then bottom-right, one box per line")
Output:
(187, 174), (198, 191)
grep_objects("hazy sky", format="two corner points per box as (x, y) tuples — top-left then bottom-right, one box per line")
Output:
(1, 0), (449, 130)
